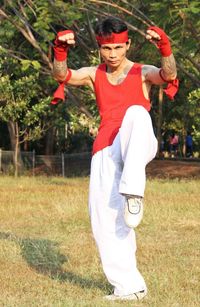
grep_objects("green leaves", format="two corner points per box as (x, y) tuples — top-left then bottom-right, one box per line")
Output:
(0, 55), (51, 143)
(21, 60), (41, 71)
(0, 0), (199, 153)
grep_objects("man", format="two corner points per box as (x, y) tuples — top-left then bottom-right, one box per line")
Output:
(52, 17), (177, 301)
(186, 131), (193, 157)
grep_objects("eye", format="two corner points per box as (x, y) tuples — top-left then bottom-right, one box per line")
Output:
(101, 46), (111, 51)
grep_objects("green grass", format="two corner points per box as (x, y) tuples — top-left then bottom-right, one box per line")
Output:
(0, 176), (199, 306)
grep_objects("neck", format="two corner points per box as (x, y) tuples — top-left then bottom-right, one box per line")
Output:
(107, 58), (129, 74)
(105, 60), (134, 85)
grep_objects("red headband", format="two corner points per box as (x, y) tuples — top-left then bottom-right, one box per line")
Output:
(96, 30), (129, 45)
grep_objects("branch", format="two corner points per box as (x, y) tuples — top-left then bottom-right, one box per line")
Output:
(0, 4), (52, 70)
(88, 0), (151, 27)
(67, 90), (93, 119)
(171, 40), (200, 73)
(1, 47), (51, 76)
(120, 0), (155, 25)
(87, 0), (200, 73)
(176, 62), (200, 87)
(82, 5), (147, 37)
(86, 11), (99, 49)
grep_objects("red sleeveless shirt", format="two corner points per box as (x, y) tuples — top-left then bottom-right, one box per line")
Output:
(93, 63), (151, 155)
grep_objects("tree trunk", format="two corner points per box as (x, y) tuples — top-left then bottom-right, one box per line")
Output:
(45, 127), (56, 155)
(7, 121), (16, 151)
(14, 129), (19, 177)
(156, 86), (163, 158)
(7, 121), (22, 176)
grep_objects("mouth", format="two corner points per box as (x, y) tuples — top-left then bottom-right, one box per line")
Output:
(108, 61), (118, 64)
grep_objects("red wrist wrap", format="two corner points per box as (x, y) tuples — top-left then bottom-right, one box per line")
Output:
(51, 69), (72, 105)
(159, 69), (179, 100)
(148, 26), (172, 57)
(53, 30), (74, 61)
(163, 79), (179, 100)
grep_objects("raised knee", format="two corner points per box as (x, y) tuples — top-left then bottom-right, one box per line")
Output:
(127, 105), (146, 115)
(124, 106), (149, 124)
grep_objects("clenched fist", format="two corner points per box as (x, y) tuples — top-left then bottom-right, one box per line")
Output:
(146, 26), (172, 57)
(56, 30), (75, 46)
(53, 30), (75, 61)
(146, 28), (161, 45)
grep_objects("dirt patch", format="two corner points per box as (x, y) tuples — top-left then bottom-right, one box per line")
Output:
(146, 159), (200, 179)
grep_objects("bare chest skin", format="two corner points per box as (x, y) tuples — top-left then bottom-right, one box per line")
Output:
(106, 62), (133, 85)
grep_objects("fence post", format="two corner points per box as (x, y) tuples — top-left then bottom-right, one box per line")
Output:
(61, 153), (65, 177)
(0, 149), (2, 173)
(32, 149), (35, 176)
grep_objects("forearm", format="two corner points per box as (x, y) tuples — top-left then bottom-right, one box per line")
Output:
(52, 29), (75, 82)
(161, 54), (177, 81)
(52, 59), (68, 82)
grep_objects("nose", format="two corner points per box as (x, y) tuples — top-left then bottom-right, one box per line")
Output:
(109, 49), (117, 58)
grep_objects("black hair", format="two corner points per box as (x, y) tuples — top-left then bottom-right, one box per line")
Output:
(95, 17), (127, 36)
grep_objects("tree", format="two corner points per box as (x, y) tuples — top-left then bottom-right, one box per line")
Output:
(0, 0), (199, 159)
(0, 0), (96, 157)
(0, 55), (52, 176)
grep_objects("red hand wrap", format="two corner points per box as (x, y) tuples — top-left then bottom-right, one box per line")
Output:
(51, 69), (72, 105)
(148, 26), (172, 57)
(163, 79), (179, 100)
(159, 69), (179, 100)
(53, 30), (74, 61)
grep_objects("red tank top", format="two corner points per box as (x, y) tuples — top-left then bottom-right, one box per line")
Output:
(93, 63), (151, 155)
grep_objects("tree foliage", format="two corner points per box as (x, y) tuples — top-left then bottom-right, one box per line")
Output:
(0, 0), (199, 157)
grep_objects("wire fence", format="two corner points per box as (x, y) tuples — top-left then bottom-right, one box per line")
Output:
(0, 149), (91, 177)
(1, 149), (199, 177)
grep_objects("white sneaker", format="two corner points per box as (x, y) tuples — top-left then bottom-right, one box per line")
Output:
(104, 290), (147, 301)
(124, 196), (143, 228)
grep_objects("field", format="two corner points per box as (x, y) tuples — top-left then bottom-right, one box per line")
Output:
(0, 173), (199, 306)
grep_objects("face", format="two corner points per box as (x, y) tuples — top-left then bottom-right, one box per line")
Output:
(99, 41), (130, 68)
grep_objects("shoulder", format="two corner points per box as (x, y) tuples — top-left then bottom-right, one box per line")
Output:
(89, 66), (99, 83)
(89, 65), (108, 82)
(128, 62), (157, 76)
(142, 64), (160, 77)
(79, 66), (97, 79)
(141, 64), (163, 85)
(76, 66), (97, 76)
(69, 66), (98, 87)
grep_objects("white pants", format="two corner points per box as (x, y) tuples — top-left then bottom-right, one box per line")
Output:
(89, 106), (158, 296)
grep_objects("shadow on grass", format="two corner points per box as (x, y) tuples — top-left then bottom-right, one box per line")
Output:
(0, 232), (109, 291)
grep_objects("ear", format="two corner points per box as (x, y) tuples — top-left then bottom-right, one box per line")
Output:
(126, 38), (131, 50)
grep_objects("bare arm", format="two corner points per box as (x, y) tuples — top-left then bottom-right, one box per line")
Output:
(143, 28), (177, 85)
(53, 59), (68, 82)
(52, 31), (95, 87)
(161, 53), (177, 81)
(53, 60), (95, 87)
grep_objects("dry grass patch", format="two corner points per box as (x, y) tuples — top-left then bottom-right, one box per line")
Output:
(0, 176), (199, 306)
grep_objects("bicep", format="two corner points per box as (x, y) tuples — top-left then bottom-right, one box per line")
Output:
(142, 65), (163, 85)
(68, 67), (94, 86)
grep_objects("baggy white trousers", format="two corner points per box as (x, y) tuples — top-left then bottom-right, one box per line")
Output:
(89, 106), (158, 296)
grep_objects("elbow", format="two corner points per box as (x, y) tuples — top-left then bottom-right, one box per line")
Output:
(52, 71), (66, 83)
(169, 71), (177, 81)
(163, 70), (177, 82)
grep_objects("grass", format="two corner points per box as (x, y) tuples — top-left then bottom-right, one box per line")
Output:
(0, 176), (199, 307)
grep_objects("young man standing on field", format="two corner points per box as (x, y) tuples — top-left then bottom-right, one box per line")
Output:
(52, 17), (178, 301)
